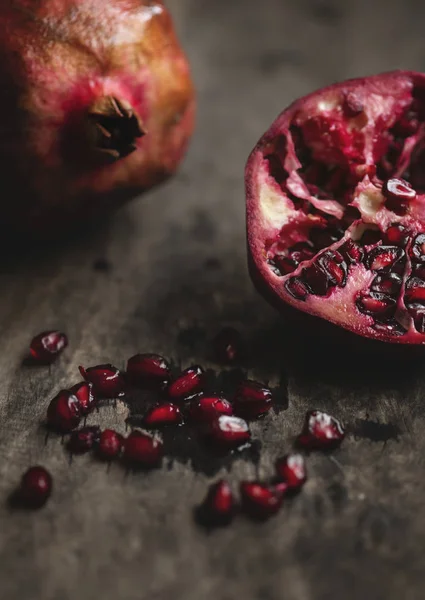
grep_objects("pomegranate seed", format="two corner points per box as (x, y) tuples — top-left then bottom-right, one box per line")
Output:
(213, 327), (242, 363)
(371, 272), (402, 295)
(384, 223), (411, 247)
(410, 233), (425, 263)
(275, 454), (307, 489)
(317, 250), (347, 287)
(356, 291), (396, 318)
(19, 466), (52, 508)
(366, 246), (405, 273)
(122, 430), (163, 467)
(408, 304), (425, 333)
(97, 429), (123, 460)
(206, 415), (251, 447)
(297, 410), (345, 450)
(79, 364), (125, 398)
(240, 482), (284, 520)
(405, 278), (425, 304)
(69, 381), (96, 415)
(68, 426), (100, 454)
(233, 380), (273, 419)
(342, 92), (364, 118)
(285, 277), (308, 300)
(189, 396), (233, 423)
(198, 480), (235, 526)
(47, 390), (81, 432)
(143, 403), (183, 427)
(359, 228), (382, 246)
(126, 353), (171, 388)
(373, 319), (407, 336)
(339, 239), (364, 264)
(167, 365), (205, 400)
(302, 263), (330, 296)
(383, 178), (416, 213)
(29, 331), (68, 363)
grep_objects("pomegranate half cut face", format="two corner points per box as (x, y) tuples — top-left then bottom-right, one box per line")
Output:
(246, 71), (425, 344)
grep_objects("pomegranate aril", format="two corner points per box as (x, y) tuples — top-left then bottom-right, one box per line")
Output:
(167, 365), (205, 400)
(275, 454), (307, 489)
(126, 353), (171, 389)
(339, 239), (364, 264)
(373, 319), (407, 336)
(122, 430), (163, 467)
(297, 410), (345, 450)
(383, 178), (416, 214)
(69, 381), (96, 415)
(408, 304), (425, 333)
(68, 426), (100, 454)
(284, 278), (308, 300)
(366, 246), (405, 273)
(79, 364), (125, 398)
(410, 234), (425, 263)
(302, 264), (330, 296)
(356, 292), (396, 318)
(19, 466), (52, 508)
(370, 272), (402, 295)
(317, 251), (347, 287)
(29, 331), (68, 363)
(206, 415), (251, 447)
(47, 390), (81, 432)
(342, 92), (364, 118)
(189, 396), (233, 423)
(97, 429), (123, 460)
(143, 403), (183, 427)
(233, 379), (273, 419)
(274, 241), (316, 275)
(310, 226), (343, 250)
(240, 482), (284, 520)
(198, 480), (235, 526)
(405, 278), (425, 304)
(393, 111), (420, 136)
(213, 327), (242, 363)
(384, 223), (411, 247)
(359, 229), (382, 246)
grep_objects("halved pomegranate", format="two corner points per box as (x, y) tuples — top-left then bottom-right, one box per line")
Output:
(246, 71), (425, 343)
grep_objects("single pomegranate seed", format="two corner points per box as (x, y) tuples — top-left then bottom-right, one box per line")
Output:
(198, 480), (235, 526)
(97, 429), (123, 460)
(122, 430), (163, 467)
(408, 303), (425, 333)
(384, 223), (411, 247)
(302, 263), (330, 296)
(68, 426), (100, 454)
(213, 327), (242, 363)
(373, 319), (407, 336)
(410, 233), (425, 263)
(189, 396), (233, 423)
(359, 228), (382, 246)
(383, 178), (416, 214)
(356, 291), (396, 318)
(79, 364), (125, 398)
(29, 331), (68, 363)
(233, 379), (273, 419)
(240, 482), (284, 520)
(297, 410), (345, 450)
(206, 415), (251, 447)
(284, 277), (308, 300)
(275, 454), (307, 489)
(342, 92), (364, 118)
(405, 278), (425, 304)
(366, 246), (405, 273)
(339, 239), (364, 264)
(69, 381), (96, 415)
(370, 272), (402, 295)
(143, 403), (183, 427)
(19, 466), (52, 508)
(317, 250), (347, 287)
(47, 390), (81, 432)
(126, 353), (171, 388)
(167, 365), (205, 400)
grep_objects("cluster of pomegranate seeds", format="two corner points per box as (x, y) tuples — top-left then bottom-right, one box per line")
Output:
(122, 431), (163, 467)
(68, 426), (100, 454)
(79, 364), (125, 398)
(143, 403), (183, 427)
(19, 466), (52, 508)
(233, 379), (273, 419)
(29, 331), (68, 364)
(126, 353), (171, 389)
(47, 390), (81, 433)
(167, 365), (205, 400)
(297, 410), (345, 450)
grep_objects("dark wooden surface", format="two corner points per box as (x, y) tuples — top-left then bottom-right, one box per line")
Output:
(2, 1), (425, 598)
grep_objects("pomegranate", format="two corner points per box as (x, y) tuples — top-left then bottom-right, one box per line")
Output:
(297, 410), (345, 450)
(167, 365), (205, 401)
(0, 1), (194, 235)
(29, 331), (68, 363)
(126, 353), (171, 389)
(143, 403), (183, 427)
(188, 396), (233, 423)
(47, 390), (81, 432)
(246, 71), (425, 343)
(233, 380), (273, 420)
(275, 454), (307, 489)
(68, 425), (100, 454)
(79, 364), (125, 398)
(240, 482), (284, 520)
(197, 480), (235, 526)
(122, 430), (163, 467)
(19, 466), (52, 508)
(97, 429), (123, 460)
(69, 381), (96, 415)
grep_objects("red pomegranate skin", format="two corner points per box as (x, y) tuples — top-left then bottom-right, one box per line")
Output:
(0, 1), (195, 234)
(245, 71), (425, 344)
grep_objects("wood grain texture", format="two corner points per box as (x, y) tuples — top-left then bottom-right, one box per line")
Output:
(2, 0), (425, 598)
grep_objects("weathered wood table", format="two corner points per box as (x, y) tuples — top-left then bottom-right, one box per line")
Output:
(2, 1), (425, 598)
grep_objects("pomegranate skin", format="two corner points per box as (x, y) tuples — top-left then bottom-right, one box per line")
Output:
(0, 1), (195, 234)
(245, 71), (425, 345)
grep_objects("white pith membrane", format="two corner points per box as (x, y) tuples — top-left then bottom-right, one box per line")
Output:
(246, 72), (425, 344)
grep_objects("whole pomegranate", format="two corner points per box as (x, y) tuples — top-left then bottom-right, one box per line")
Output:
(0, 0), (194, 234)
(246, 71), (425, 344)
